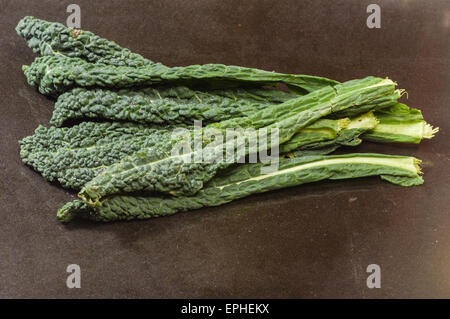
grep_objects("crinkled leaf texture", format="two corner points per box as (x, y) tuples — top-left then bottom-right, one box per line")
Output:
(77, 77), (397, 205)
(58, 154), (423, 222)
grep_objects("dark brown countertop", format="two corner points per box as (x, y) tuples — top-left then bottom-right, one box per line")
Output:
(0, 0), (449, 298)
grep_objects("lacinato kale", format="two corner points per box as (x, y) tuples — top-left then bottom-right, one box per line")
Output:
(57, 154), (423, 222)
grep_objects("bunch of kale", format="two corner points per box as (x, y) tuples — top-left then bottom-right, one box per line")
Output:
(16, 16), (437, 222)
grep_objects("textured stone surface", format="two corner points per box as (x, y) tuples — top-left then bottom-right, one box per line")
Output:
(0, 0), (449, 298)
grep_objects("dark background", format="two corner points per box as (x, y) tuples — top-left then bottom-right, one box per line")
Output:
(0, 0), (449, 298)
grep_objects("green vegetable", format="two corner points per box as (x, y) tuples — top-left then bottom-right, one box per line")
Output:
(50, 82), (398, 128)
(19, 112), (376, 189)
(50, 86), (295, 127)
(17, 16), (337, 94)
(57, 153), (423, 222)
(77, 77), (397, 205)
(16, 16), (158, 68)
(205, 77), (398, 131)
(363, 103), (439, 143)
(19, 122), (178, 189)
(19, 89), (434, 195)
(15, 15), (437, 225)
(22, 55), (338, 96)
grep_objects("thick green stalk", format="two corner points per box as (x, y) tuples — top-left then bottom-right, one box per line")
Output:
(280, 112), (379, 153)
(57, 153), (423, 222)
(363, 103), (439, 143)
